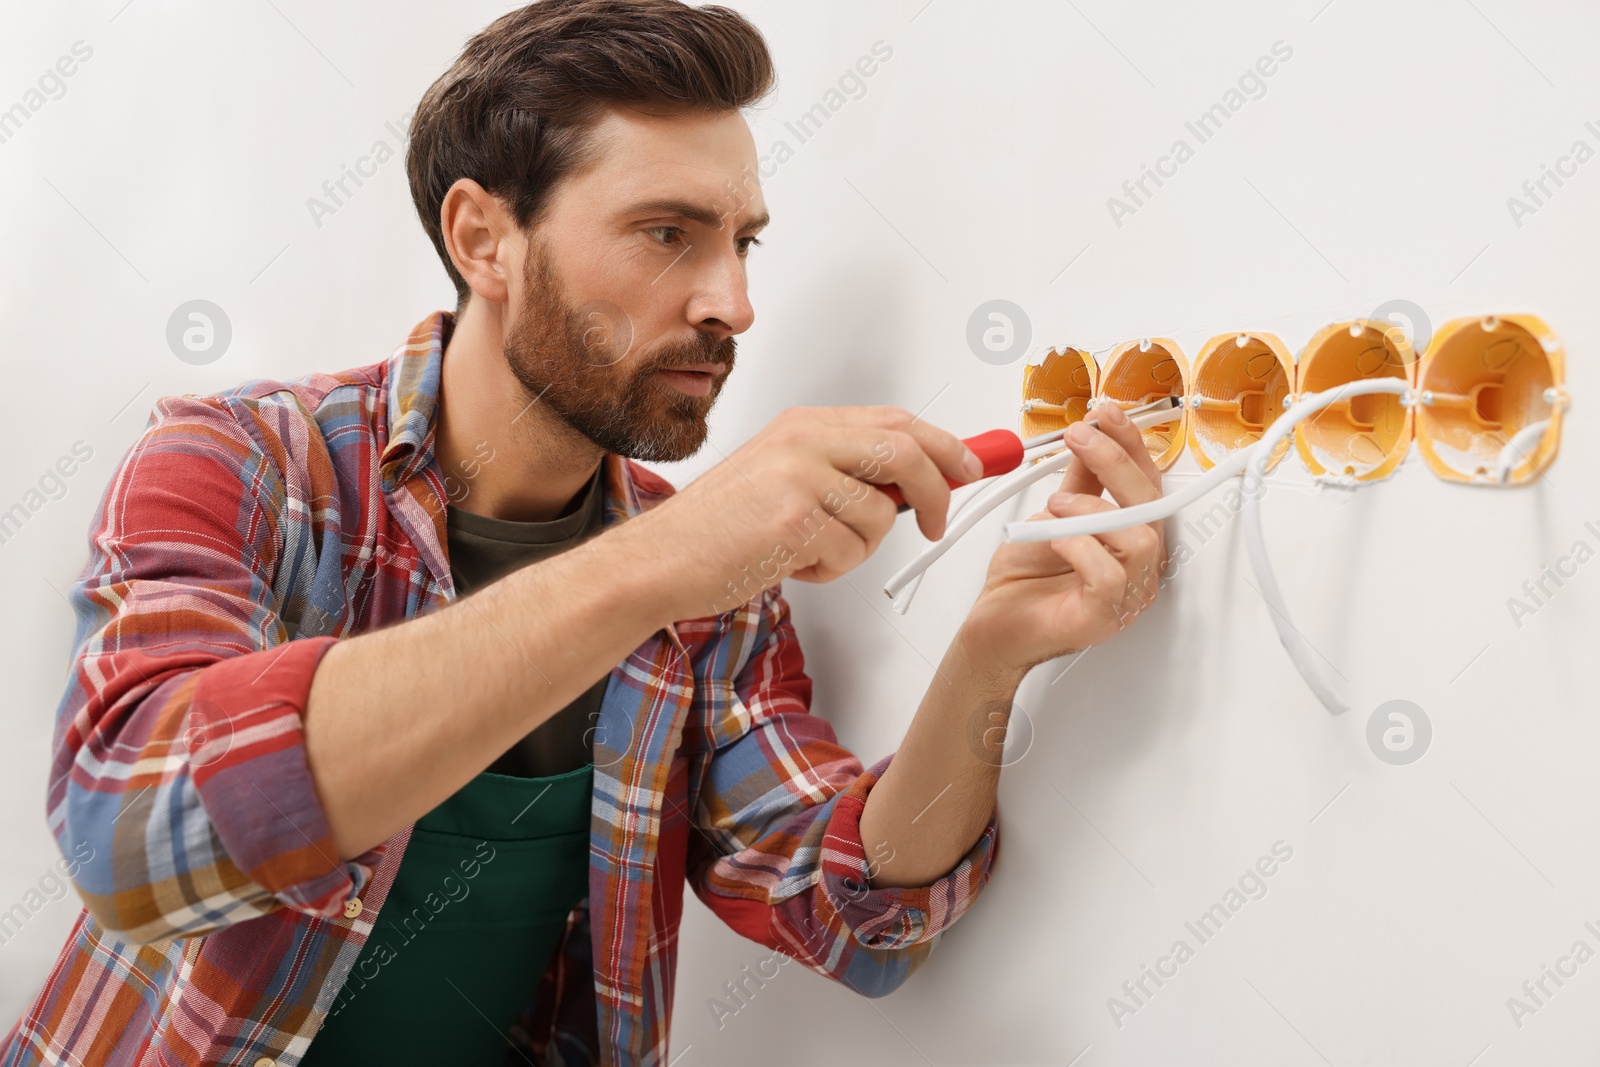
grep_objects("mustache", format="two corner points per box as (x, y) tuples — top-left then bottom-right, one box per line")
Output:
(643, 332), (737, 373)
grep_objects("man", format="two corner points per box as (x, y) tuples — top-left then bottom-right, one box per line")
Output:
(1, 1), (1165, 1063)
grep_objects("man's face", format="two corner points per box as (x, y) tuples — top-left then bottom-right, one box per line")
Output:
(501, 105), (767, 462)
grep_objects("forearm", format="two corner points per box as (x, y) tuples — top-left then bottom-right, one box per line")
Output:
(857, 628), (1025, 889)
(303, 516), (675, 859)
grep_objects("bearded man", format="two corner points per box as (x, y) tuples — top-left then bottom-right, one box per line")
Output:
(2, 2), (1166, 1064)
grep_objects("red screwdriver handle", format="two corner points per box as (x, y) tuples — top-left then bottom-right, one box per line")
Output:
(882, 429), (1025, 512)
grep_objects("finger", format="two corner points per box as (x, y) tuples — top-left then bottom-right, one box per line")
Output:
(1049, 532), (1127, 620)
(768, 413), (948, 540)
(1056, 403), (1160, 498)
(1054, 444), (1101, 500)
(1049, 489), (1164, 620)
(793, 505), (874, 583)
(1059, 411), (1163, 511)
(895, 416), (985, 491)
(1043, 491), (1162, 568)
(1055, 406), (1115, 498)
(779, 462), (898, 561)
(989, 507), (1081, 580)
(822, 426), (952, 541)
(802, 404), (983, 492)
(829, 474), (899, 552)
(1049, 490), (1165, 608)
(1095, 401), (1164, 488)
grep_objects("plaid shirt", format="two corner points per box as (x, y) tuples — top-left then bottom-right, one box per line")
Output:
(2, 311), (1001, 1067)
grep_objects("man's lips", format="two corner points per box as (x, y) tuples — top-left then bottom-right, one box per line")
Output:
(654, 363), (728, 397)
(661, 362), (727, 376)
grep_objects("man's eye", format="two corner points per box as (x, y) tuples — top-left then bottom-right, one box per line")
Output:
(648, 226), (686, 246)
(737, 236), (763, 256)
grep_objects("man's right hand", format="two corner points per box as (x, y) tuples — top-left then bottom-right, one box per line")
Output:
(630, 405), (985, 619)
(303, 405), (980, 860)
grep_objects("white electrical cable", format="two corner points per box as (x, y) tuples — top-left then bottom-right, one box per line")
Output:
(889, 448), (1073, 613)
(1235, 386), (1414, 716)
(882, 405), (1185, 605)
(886, 441), (1067, 613)
(1494, 419), (1551, 483)
(889, 475), (997, 613)
(1018, 396), (1173, 452)
(1000, 380), (1410, 543)
(1022, 427), (1078, 450)
(1239, 400), (1556, 710)
(995, 378), (1409, 715)
(894, 377), (1558, 714)
(884, 448), (1079, 606)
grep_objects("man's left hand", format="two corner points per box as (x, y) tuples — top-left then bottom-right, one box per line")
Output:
(957, 402), (1168, 674)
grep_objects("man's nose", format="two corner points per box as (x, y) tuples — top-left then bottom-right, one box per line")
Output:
(687, 252), (755, 337)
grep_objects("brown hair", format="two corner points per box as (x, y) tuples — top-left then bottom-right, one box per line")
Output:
(406, 0), (776, 314)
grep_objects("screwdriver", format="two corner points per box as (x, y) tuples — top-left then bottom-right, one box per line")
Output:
(880, 395), (1182, 513)
(881, 429), (1024, 512)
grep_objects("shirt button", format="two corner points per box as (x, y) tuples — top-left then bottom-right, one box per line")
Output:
(254, 1058), (277, 1067)
(343, 897), (363, 919)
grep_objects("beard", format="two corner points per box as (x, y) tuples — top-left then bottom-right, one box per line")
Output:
(501, 240), (737, 462)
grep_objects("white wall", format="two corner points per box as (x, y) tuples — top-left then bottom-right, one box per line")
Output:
(3, 1), (1597, 1063)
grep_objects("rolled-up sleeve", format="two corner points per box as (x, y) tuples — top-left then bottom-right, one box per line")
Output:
(47, 393), (380, 944)
(816, 750), (999, 951)
(686, 586), (1000, 997)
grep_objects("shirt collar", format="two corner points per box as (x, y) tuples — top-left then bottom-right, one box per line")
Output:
(378, 310), (451, 494)
(378, 309), (647, 522)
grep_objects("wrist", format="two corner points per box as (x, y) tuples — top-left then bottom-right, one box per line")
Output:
(948, 621), (1031, 696)
(584, 511), (689, 629)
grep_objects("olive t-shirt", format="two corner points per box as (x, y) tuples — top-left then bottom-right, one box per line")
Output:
(445, 463), (609, 778)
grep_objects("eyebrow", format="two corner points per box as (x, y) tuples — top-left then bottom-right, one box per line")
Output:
(622, 198), (770, 233)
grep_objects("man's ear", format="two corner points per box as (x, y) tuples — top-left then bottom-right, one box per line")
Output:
(440, 178), (517, 305)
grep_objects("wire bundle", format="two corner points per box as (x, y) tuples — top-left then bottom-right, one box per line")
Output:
(886, 378), (1563, 712)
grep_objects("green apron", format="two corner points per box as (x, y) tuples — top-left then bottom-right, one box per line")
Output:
(302, 762), (594, 1065)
